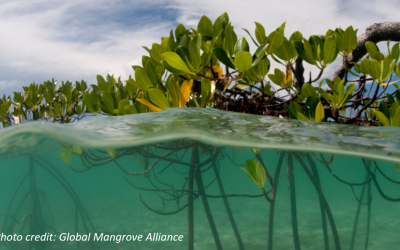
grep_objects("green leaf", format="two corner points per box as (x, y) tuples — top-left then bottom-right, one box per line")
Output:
(390, 43), (400, 63)
(225, 23), (237, 57)
(125, 105), (138, 114)
(321, 92), (334, 105)
(201, 77), (211, 107)
(309, 35), (324, 62)
(162, 52), (191, 74)
(145, 60), (159, 87)
(294, 40), (316, 65)
(241, 159), (258, 185)
(126, 78), (138, 97)
(162, 60), (188, 75)
(254, 22), (266, 45)
(168, 29), (178, 52)
(189, 36), (201, 71)
(118, 99), (130, 115)
(342, 26), (357, 54)
(296, 112), (310, 121)
(168, 78), (179, 107)
(302, 83), (317, 98)
(234, 37), (250, 55)
(379, 101), (391, 119)
(324, 36), (338, 65)
(257, 57), (270, 78)
(197, 15), (213, 39)
(96, 75), (109, 92)
(252, 44), (268, 67)
(315, 101), (325, 122)
(370, 59), (383, 82)
(175, 23), (187, 40)
(135, 68), (154, 90)
(148, 88), (170, 109)
(100, 91), (114, 114)
(365, 41), (379, 59)
(212, 48), (236, 69)
(242, 28), (259, 46)
(106, 148), (116, 159)
(150, 43), (166, 64)
(255, 161), (266, 188)
(176, 46), (192, 67)
(275, 38), (294, 62)
(289, 31), (303, 42)
(235, 51), (253, 72)
(213, 12), (229, 37)
(161, 37), (170, 51)
(375, 111), (390, 126)
(341, 83), (356, 106)
(266, 31), (284, 55)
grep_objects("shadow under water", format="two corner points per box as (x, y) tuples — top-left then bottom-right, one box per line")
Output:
(1, 108), (400, 250)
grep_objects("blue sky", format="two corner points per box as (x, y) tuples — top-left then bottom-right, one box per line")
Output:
(1, 0), (400, 96)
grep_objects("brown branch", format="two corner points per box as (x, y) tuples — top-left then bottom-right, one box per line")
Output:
(331, 22), (400, 82)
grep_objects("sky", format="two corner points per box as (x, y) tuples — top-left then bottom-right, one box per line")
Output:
(1, 0), (400, 96)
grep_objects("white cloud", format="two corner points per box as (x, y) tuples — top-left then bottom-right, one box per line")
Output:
(0, 0), (399, 95)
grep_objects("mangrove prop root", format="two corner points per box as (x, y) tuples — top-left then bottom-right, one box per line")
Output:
(268, 151), (285, 250)
(188, 149), (196, 250)
(306, 154), (329, 250)
(288, 153), (301, 250)
(213, 161), (244, 250)
(294, 154), (341, 250)
(362, 158), (400, 202)
(349, 173), (368, 250)
(365, 171), (372, 250)
(193, 146), (223, 250)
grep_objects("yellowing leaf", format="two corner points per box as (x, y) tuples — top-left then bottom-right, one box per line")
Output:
(32, 105), (38, 111)
(285, 68), (292, 84)
(179, 79), (193, 107)
(380, 80), (400, 86)
(209, 80), (216, 103)
(213, 65), (223, 77)
(136, 98), (163, 112)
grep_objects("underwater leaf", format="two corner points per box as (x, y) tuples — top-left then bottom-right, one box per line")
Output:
(255, 161), (266, 188)
(106, 148), (116, 159)
(179, 80), (193, 107)
(59, 148), (71, 165)
(241, 159), (258, 186)
(72, 146), (83, 155)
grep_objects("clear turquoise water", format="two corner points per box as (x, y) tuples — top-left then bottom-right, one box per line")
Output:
(1, 108), (400, 250)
